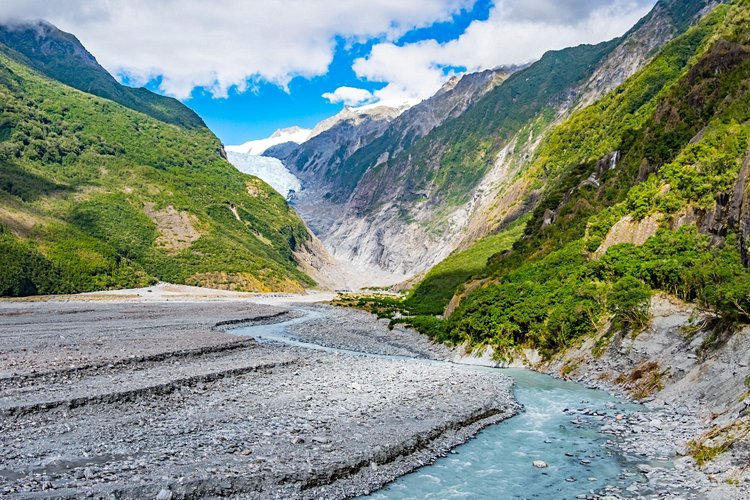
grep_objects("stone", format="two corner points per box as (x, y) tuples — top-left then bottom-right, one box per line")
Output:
(156, 488), (172, 500)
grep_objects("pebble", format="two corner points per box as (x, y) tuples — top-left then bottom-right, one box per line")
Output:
(156, 488), (172, 500)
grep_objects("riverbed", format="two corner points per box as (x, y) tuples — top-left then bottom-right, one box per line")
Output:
(1, 295), (715, 498)
(0, 297), (514, 498)
(234, 306), (659, 499)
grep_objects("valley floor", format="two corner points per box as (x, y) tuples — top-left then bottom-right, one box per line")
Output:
(1, 288), (748, 498)
(0, 293), (516, 499)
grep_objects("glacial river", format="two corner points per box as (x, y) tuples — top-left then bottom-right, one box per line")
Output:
(233, 309), (656, 499)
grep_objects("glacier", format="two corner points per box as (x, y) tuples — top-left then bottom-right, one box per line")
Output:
(226, 152), (302, 199)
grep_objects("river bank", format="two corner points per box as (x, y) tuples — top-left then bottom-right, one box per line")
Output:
(0, 295), (516, 498)
(304, 303), (749, 498)
(2, 290), (746, 498)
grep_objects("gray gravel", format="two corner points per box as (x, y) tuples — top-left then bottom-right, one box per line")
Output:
(0, 299), (517, 499)
(283, 305), (455, 360)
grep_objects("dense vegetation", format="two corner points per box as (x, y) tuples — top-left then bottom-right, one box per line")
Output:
(350, 1), (750, 359)
(444, 2), (750, 356)
(0, 38), (314, 296)
(403, 217), (528, 316)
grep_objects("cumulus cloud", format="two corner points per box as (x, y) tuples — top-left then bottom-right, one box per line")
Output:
(352, 0), (655, 105)
(0, 1), (656, 106)
(322, 86), (377, 107)
(0, 0), (472, 99)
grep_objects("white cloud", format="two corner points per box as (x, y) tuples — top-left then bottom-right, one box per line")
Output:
(1, 1), (657, 106)
(322, 86), (376, 107)
(0, 0), (472, 99)
(352, 0), (655, 105)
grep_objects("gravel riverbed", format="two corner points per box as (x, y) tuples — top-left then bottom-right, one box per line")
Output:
(0, 298), (517, 499)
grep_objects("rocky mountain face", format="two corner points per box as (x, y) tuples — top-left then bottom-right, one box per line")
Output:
(277, 69), (510, 281)
(287, 0), (717, 282)
(274, 106), (404, 246)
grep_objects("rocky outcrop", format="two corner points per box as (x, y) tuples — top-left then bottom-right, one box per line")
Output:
(593, 214), (661, 258)
(285, 106), (401, 192)
(545, 294), (750, 491)
(730, 150), (750, 265)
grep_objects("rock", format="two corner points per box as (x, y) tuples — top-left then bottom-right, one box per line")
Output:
(533, 460), (548, 468)
(156, 488), (172, 500)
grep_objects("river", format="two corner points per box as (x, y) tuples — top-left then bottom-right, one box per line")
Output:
(232, 307), (659, 498)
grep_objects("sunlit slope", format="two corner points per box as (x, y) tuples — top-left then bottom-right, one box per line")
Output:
(0, 49), (315, 295)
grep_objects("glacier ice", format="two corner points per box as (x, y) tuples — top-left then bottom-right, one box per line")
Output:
(227, 152), (301, 199)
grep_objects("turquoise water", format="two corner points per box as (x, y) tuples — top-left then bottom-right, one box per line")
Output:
(369, 369), (647, 499)
(233, 310), (652, 499)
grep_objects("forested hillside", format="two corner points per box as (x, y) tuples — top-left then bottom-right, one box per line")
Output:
(351, 0), (750, 359)
(0, 25), (315, 296)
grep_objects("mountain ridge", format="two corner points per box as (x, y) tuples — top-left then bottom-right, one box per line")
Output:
(0, 24), (318, 295)
(0, 20), (206, 130)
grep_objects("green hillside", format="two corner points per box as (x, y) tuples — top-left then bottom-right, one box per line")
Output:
(445, 2), (750, 355)
(361, 1), (750, 358)
(0, 42), (314, 296)
(0, 22), (205, 130)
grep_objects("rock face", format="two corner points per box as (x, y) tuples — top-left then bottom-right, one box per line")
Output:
(280, 106), (404, 243)
(593, 214), (661, 258)
(545, 294), (750, 492)
(278, 0), (716, 283)
(282, 69), (510, 280)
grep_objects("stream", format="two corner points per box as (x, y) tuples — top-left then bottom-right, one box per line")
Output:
(232, 308), (662, 499)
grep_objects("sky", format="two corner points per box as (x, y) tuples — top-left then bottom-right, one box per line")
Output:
(1, 0), (656, 144)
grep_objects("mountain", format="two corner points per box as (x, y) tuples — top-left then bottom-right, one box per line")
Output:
(0, 23), (317, 296)
(370, 0), (748, 345)
(272, 69), (508, 269)
(225, 126), (312, 155)
(290, 0), (725, 282)
(0, 21), (205, 130)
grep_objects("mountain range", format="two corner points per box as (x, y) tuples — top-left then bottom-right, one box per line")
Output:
(2, 0), (748, 338)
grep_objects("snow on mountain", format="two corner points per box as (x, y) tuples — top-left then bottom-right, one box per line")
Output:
(226, 151), (301, 199)
(308, 105), (409, 139)
(225, 126), (312, 155)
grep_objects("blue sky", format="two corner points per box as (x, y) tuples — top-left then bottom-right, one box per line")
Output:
(3, 0), (655, 145)
(181, 1), (493, 144)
